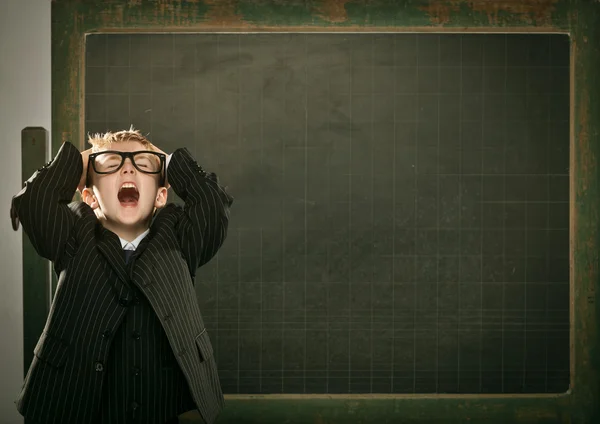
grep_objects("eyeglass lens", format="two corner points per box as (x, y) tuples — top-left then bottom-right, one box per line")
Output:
(93, 152), (162, 173)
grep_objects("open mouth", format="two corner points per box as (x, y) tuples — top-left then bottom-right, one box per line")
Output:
(118, 182), (139, 206)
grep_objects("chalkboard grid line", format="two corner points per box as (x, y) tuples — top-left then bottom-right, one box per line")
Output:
(457, 34), (463, 393)
(348, 37), (353, 394)
(544, 34), (552, 395)
(436, 35), (441, 395)
(89, 64), (567, 71)
(127, 36), (131, 154)
(281, 37), (286, 395)
(85, 117), (567, 126)
(413, 34), (420, 395)
(524, 35), (536, 393)
(370, 35), (374, 396)
(502, 33), (507, 394)
(326, 37), (331, 395)
(236, 35), (242, 396)
(303, 34), (308, 395)
(522, 40), (529, 395)
(258, 38), (264, 396)
(391, 35), (397, 395)
(479, 34), (485, 395)
(103, 35), (108, 146)
(213, 35), (221, 389)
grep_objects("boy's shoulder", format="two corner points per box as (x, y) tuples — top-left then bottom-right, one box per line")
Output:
(150, 202), (185, 229)
(68, 201), (96, 220)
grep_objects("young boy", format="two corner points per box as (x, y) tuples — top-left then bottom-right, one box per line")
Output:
(10, 128), (233, 424)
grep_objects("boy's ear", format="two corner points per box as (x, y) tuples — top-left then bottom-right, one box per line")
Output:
(154, 187), (168, 209)
(82, 187), (99, 210)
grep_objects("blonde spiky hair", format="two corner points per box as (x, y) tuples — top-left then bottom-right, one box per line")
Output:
(87, 125), (155, 153)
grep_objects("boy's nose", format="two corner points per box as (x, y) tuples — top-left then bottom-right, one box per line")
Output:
(121, 158), (136, 174)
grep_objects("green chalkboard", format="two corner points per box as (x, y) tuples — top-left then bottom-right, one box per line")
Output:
(50, 0), (600, 422)
(84, 32), (570, 395)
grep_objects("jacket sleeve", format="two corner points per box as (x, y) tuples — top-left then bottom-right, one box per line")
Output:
(167, 148), (233, 272)
(10, 141), (82, 263)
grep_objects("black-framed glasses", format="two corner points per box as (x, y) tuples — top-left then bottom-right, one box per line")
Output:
(86, 150), (166, 185)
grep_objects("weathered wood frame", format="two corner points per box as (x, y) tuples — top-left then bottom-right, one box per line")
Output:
(50, 0), (599, 422)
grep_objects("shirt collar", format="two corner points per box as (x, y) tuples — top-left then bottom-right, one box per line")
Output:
(119, 228), (150, 251)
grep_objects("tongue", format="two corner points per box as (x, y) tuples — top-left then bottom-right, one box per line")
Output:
(118, 187), (139, 205)
(120, 196), (138, 205)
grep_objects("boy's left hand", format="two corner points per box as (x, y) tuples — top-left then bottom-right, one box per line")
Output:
(77, 148), (93, 193)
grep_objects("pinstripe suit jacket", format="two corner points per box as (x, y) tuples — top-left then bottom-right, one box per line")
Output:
(10, 141), (233, 424)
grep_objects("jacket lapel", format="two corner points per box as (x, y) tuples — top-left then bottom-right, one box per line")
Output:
(96, 224), (130, 285)
(135, 231), (152, 256)
(95, 209), (165, 284)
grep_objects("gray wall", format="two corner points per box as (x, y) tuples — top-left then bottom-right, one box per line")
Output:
(0, 0), (51, 423)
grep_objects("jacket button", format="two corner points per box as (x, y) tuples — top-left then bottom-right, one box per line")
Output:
(119, 297), (129, 307)
(132, 367), (141, 376)
(95, 362), (104, 372)
(102, 330), (111, 338)
(131, 331), (141, 340)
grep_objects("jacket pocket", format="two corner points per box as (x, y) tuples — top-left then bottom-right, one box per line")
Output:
(194, 328), (214, 362)
(33, 332), (70, 368)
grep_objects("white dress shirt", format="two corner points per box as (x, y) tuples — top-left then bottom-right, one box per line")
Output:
(119, 228), (150, 251)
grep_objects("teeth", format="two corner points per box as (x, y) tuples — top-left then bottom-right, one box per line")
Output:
(120, 183), (138, 191)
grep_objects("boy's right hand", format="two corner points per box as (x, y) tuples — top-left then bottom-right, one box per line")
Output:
(77, 148), (93, 193)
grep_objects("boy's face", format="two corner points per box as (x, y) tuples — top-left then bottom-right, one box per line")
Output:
(82, 141), (168, 231)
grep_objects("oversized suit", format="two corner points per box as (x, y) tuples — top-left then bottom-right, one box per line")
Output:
(10, 141), (233, 424)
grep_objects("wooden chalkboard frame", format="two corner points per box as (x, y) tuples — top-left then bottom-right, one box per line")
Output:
(50, 1), (598, 422)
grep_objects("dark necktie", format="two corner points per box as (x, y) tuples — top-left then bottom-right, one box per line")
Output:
(124, 249), (135, 264)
